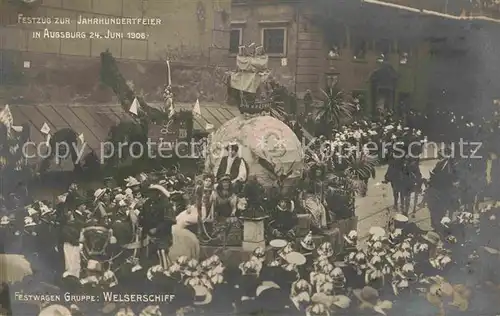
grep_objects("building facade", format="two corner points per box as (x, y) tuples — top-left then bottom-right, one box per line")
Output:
(0, 0), (232, 105)
(230, 0), (500, 119)
(230, 0), (431, 116)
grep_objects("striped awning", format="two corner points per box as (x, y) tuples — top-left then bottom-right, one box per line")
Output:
(1, 102), (241, 170)
(6, 104), (133, 156)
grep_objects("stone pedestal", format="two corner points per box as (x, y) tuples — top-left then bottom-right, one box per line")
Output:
(297, 214), (312, 237)
(331, 216), (358, 253)
(310, 228), (340, 252)
(241, 216), (268, 252)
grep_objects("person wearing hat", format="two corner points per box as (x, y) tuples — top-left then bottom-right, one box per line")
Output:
(234, 261), (261, 315)
(93, 188), (111, 225)
(215, 142), (248, 190)
(299, 231), (316, 274)
(179, 285), (209, 314)
(317, 242), (334, 259)
(38, 304), (72, 316)
(414, 231), (442, 277)
(20, 216), (42, 275)
(204, 269), (234, 315)
(210, 175), (237, 215)
(301, 231), (315, 253)
(343, 230), (358, 257)
(125, 176), (141, 189)
(255, 280), (288, 315)
(303, 89), (313, 115)
(148, 219), (200, 266)
(353, 286), (393, 315)
(208, 175), (240, 247)
(427, 149), (460, 232)
(300, 161), (329, 232)
(290, 289), (311, 313)
(79, 259), (104, 296)
(64, 183), (84, 211)
(0, 215), (13, 254)
(268, 196), (298, 240)
(37, 204), (62, 282)
(59, 203), (86, 280)
(391, 213), (423, 238)
(344, 251), (367, 291)
(103, 176), (114, 188)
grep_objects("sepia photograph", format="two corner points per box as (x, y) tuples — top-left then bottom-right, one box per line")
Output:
(1, 0), (500, 315)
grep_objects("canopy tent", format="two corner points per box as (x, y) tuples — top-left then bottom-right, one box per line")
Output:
(230, 72), (270, 94)
(206, 115), (304, 189)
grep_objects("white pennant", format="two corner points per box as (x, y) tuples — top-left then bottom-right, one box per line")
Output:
(129, 97), (140, 115)
(40, 122), (51, 135)
(205, 123), (214, 131)
(78, 133), (85, 143)
(11, 125), (23, 132)
(192, 99), (201, 116)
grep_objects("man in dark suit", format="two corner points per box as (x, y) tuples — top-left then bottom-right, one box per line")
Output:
(215, 143), (248, 187)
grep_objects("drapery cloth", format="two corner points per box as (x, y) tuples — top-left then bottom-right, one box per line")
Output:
(176, 203), (212, 227)
(63, 242), (81, 278)
(302, 194), (327, 229)
(167, 224), (200, 262)
(230, 72), (270, 93)
(236, 55), (269, 72)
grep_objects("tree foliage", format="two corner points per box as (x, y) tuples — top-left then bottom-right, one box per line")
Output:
(315, 86), (356, 137)
(100, 50), (166, 123)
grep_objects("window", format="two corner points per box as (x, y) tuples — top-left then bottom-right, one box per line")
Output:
(326, 22), (346, 50)
(375, 39), (391, 55)
(178, 128), (187, 139)
(262, 27), (286, 56)
(375, 39), (391, 63)
(229, 28), (242, 54)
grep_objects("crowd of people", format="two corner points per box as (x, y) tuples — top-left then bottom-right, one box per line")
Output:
(2, 187), (500, 315)
(1, 97), (500, 315)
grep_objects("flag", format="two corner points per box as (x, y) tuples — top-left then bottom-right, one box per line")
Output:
(168, 105), (175, 118)
(40, 122), (51, 135)
(193, 99), (201, 116)
(129, 97), (140, 115)
(205, 123), (214, 131)
(11, 125), (23, 132)
(0, 105), (14, 131)
(78, 133), (85, 143)
(166, 60), (172, 87)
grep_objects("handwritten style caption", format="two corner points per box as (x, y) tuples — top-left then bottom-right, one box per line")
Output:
(18, 14), (162, 40)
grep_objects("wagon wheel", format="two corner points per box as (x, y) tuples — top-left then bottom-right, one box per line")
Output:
(80, 226), (122, 266)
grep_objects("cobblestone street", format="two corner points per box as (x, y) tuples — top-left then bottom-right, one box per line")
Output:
(355, 159), (437, 240)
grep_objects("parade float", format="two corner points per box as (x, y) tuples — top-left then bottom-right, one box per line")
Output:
(207, 45), (304, 189)
(197, 46), (305, 253)
(205, 115), (304, 190)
